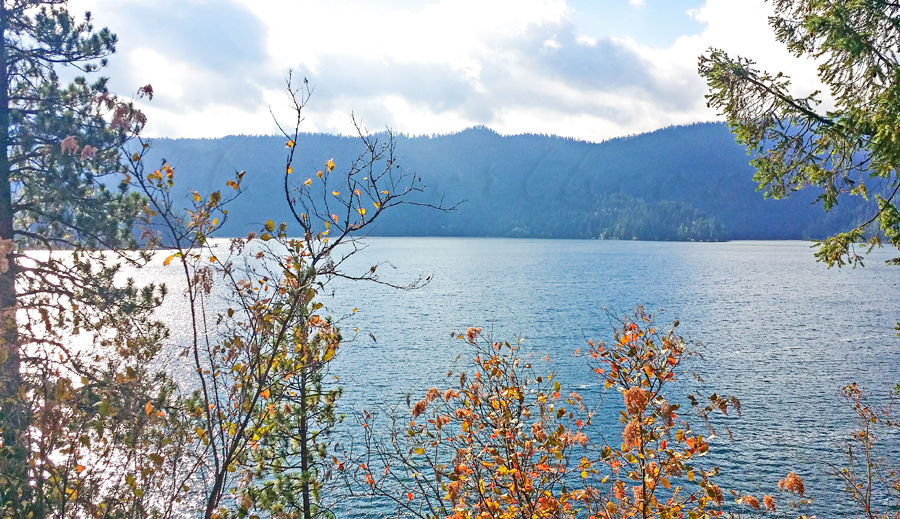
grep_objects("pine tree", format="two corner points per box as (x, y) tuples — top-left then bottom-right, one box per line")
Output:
(0, 3), (165, 517)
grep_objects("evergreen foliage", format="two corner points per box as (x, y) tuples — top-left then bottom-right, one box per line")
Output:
(0, 3), (166, 517)
(699, 0), (900, 266)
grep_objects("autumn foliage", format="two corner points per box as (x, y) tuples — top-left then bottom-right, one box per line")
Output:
(339, 306), (840, 519)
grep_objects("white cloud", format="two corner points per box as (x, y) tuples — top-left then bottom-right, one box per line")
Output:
(542, 38), (563, 50)
(630, 0), (645, 5)
(60, 0), (829, 141)
(625, 0), (829, 127)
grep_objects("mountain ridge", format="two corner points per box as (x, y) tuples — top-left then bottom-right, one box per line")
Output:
(140, 122), (870, 241)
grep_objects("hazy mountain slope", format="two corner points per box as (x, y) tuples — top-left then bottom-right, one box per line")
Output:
(140, 123), (870, 240)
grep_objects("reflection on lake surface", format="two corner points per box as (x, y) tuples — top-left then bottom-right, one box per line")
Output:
(135, 238), (900, 518)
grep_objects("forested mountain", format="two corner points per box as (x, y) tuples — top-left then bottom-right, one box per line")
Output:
(142, 122), (872, 241)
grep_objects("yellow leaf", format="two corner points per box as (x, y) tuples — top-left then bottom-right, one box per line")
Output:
(132, 152), (140, 161)
(286, 139), (295, 148)
(661, 477), (671, 489)
(326, 158), (335, 172)
(317, 170), (323, 178)
(357, 208), (366, 216)
(323, 346), (336, 362)
(287, 165), (293, 174)
(193, 192), (201, 202)
(209, 256), (218, 263)
(382, 190), (389, 195)
(265, 220), (275, 232)
(163, 255), (176, 266)
(373, 202), (380, 209)
(332, 191), (340, 196)
(304, 178), (312, 186)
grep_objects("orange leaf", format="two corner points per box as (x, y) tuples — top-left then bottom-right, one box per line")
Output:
(260, 388), (271, 399)
(145, 402), (154, 416)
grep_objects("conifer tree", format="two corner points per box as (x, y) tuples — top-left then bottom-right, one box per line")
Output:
(0, 2), (166, 517)
(699, 1), (900, 268)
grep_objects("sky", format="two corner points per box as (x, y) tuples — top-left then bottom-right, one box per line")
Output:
(64, 0), (827, 142)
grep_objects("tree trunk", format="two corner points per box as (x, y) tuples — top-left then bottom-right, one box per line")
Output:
(0, 4), (28, 517)
(300, 366), (312, 519)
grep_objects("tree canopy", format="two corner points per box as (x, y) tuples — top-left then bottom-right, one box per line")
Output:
(699, 0), (900, 267)
(1, 2), (164, 517)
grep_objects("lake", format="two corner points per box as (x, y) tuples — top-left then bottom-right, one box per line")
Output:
(142, 238), (900, 517)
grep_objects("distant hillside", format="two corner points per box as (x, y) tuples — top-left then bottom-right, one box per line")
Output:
(140, 123), (871, 241)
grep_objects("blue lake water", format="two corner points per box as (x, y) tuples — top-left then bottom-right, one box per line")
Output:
(145, 238), (900, 517)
